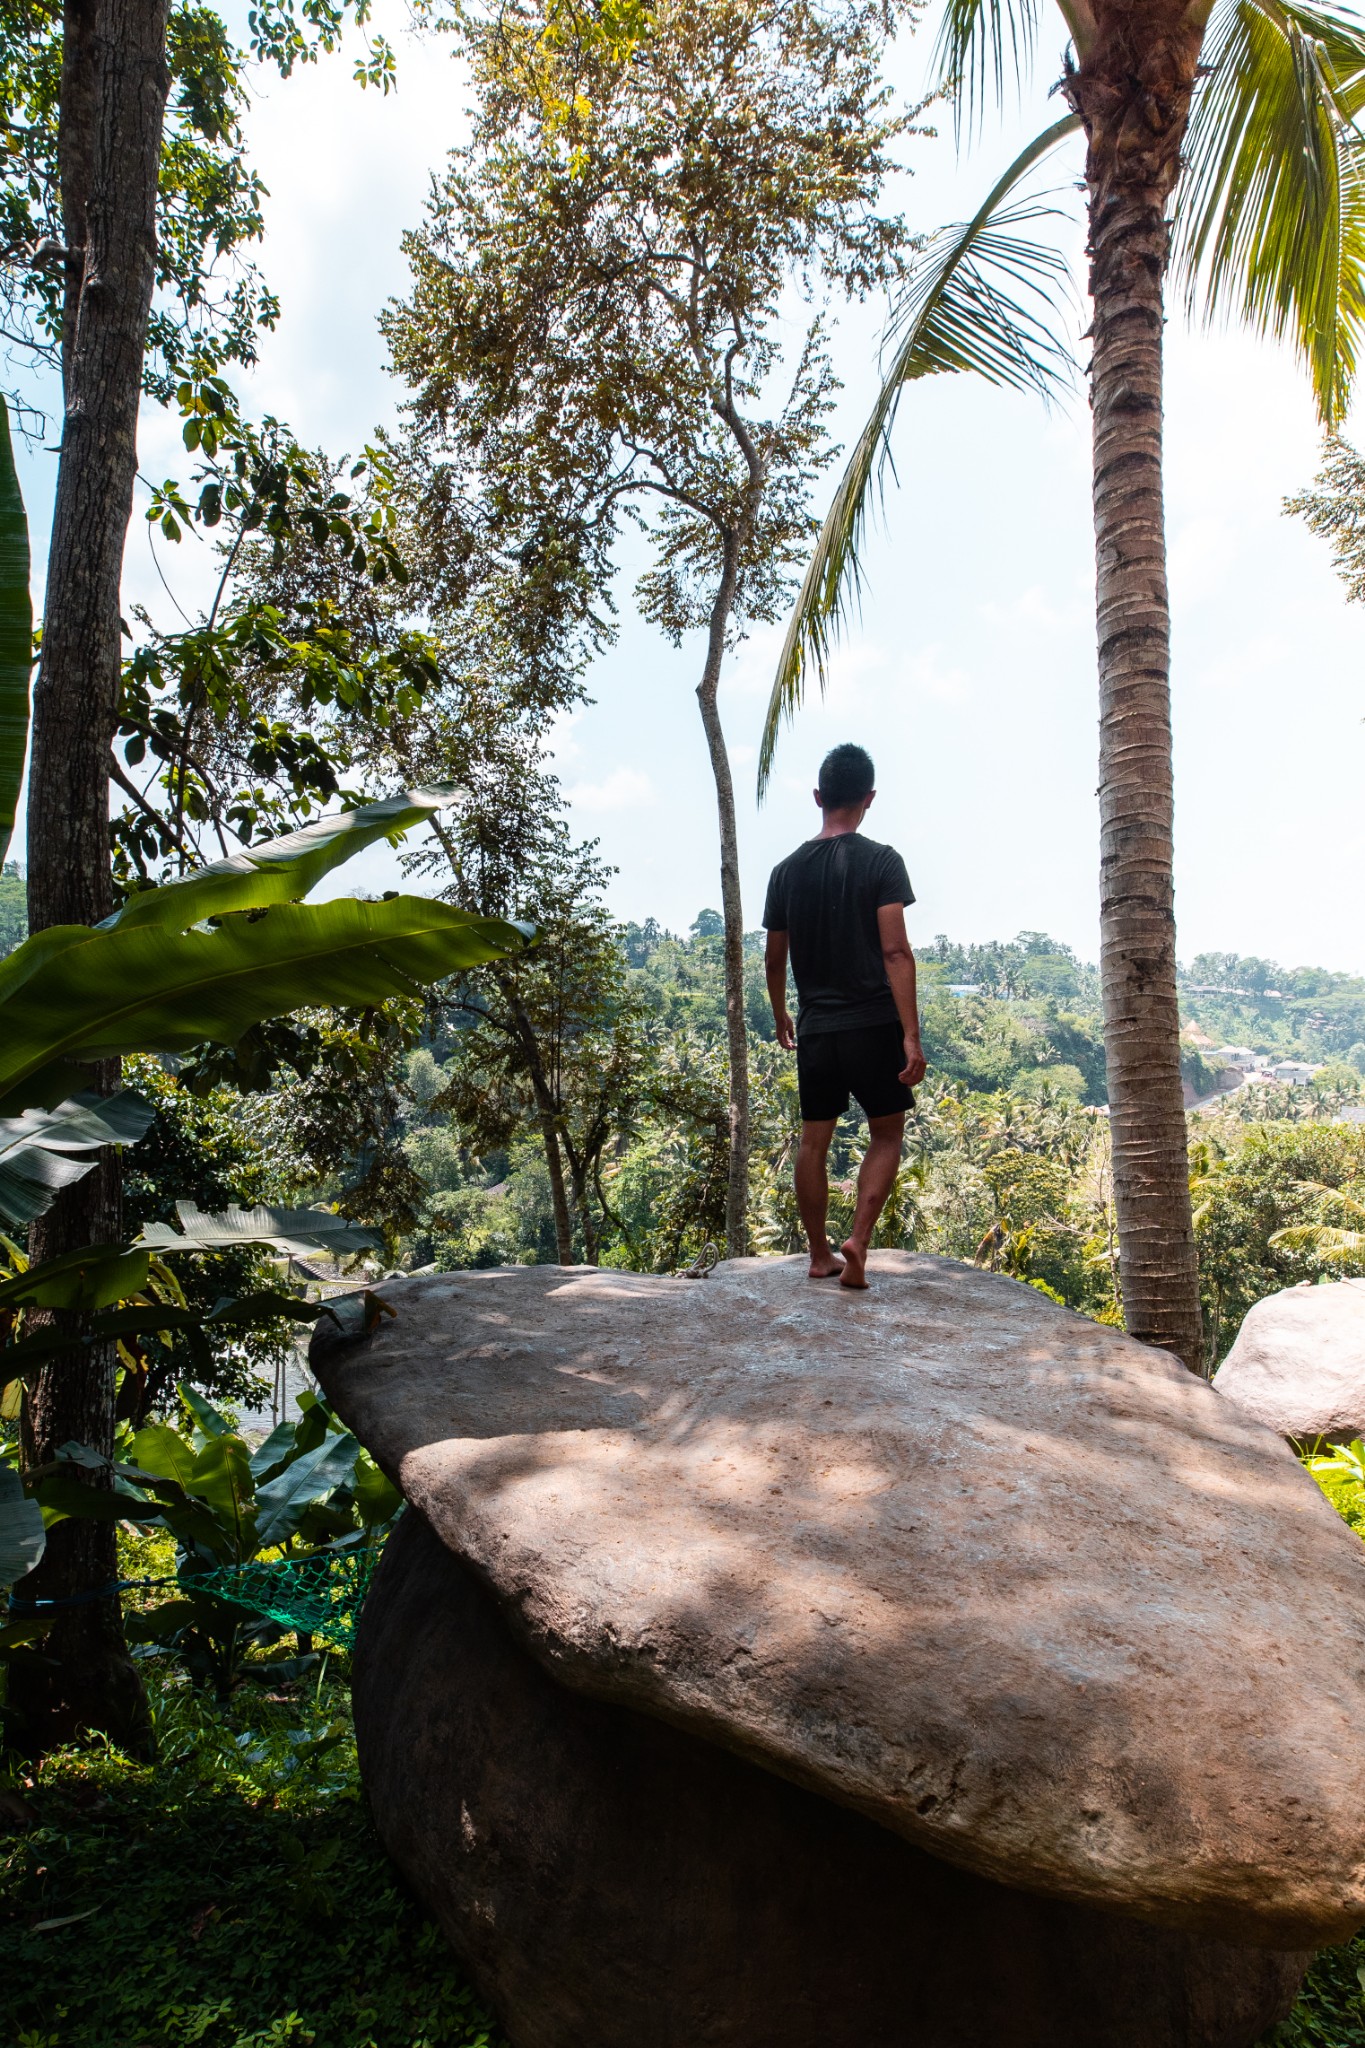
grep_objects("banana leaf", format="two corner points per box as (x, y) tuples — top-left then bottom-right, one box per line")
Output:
(0, 1290), (327, 1367)
(138, 1201), (379, 1258)
(255, 1431), (361, 1550)
(353, 1450), (402, 1528)
(248, 1420), (301, 1484)
(0, 1463), (44, 1585)
(186, 1434), (255, 1554)
(0, 1244), (150, 1313)
(0, 397), (31, 869)
(181, 1386), (233, 1440)
(97, 787), (462, 934)
(0, 1089), (154, 1228)
(0, 894), (532, 1110)
(129, 1420), (200, 1493)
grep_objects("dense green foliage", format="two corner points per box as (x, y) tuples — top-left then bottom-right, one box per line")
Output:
(0, 862), (21, 955)
(0, 1675), (505, 2048)
(1192, 1122), (1365, 1364)
(1179, 952), (1365, 1069)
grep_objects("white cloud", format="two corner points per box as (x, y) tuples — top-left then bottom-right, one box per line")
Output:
(565, 766), (656, 811)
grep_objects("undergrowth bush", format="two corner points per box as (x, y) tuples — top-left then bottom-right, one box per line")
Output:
(0, 1668), (506, 2048)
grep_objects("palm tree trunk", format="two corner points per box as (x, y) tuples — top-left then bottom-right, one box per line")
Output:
(1071, 4), (1204, 1370)
(12, 0), (170, 1755)
(696, 530), (750, 1261)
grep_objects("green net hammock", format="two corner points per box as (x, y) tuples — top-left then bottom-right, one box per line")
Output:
(188, 1547), (379, 1649)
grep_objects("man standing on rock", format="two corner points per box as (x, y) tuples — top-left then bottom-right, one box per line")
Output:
(763, 743), (926, 1290)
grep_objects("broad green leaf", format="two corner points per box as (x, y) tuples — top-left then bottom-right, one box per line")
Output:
(249, 1421), (301, 1484)
(139, 1201), (379, 1258)
(186, 1434), (255, 1556)
(1, 1293), (325, 1368)
(181, 1386), (233, 1441)
(0, 1089), (155, 1228)
(96, 787), (461, 933)
(353, 1450), (402, 1529)
(0, 1462), (44, 1584)
(128, 1421), (200, 1493)
(0, 396), (32, 869)
(124, 1599), (200, 1645)
(35, 1473), (158, 1526)
(0, 1244), (149, 1313)
(0, 895), (533, 1107)
(255, 1431), (360, 1550)
(0, 1617), (51, 1648)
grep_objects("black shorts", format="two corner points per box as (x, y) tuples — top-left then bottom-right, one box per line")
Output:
(796, 1019), (914, 1124)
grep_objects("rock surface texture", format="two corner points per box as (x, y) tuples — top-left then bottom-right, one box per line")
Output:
(1214, 1278), (1365, 1442)
(352, 1506), (1308, 2048)
(315, 1252), (1365, 2001)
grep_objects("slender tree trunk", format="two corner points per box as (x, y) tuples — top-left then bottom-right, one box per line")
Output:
(494, 970), (576, 1264)
(11, 0), (171, 1753)
(569, 1164), (598, 1264)
(695, 531), (749, 1260)
(537, 1114), (575, 1265)
(1069, 3), (1205, 1371)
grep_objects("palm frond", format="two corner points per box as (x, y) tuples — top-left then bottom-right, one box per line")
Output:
(933, 0), (1040, 132)
(1267, 1221), (1365, 1258)
(758, 114), (1081, 797)
(1173, 0), (1365, 428)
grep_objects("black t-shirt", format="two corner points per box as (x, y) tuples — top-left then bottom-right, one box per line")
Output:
(762, 833), (914, 1035)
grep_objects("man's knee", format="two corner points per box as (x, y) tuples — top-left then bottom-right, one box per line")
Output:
(799, 1118), (836, 1158)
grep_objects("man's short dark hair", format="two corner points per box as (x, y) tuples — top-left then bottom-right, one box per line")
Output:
(817, 743), (875, 809)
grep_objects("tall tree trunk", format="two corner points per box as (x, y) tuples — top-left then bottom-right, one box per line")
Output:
(12, 0), (171, 1753)
(1069, 4), (1205, 1371)
(495, 969), (576, 1264)
(696, 532), (750, 1260)
(537, 1113), (575, 1265)
(569, 1163), (598, 1265)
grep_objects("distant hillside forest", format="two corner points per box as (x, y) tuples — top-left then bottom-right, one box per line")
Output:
(10, 864), (1357, 1378)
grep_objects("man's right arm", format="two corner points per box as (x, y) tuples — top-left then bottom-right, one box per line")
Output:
(876, 901), (927, 1086)
(765, 929), (796, 1050)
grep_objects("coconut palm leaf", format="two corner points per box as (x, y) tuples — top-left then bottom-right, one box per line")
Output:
(0, 397), (30, 869)
(0, 1089), (154, 1228)
(1269, 1222), (1365, 1258)
(1172, 0), (1365, 428)
(0, 894), (532, 1111)
(758, 113), (1081, 793)
(99, 786), (462, 934)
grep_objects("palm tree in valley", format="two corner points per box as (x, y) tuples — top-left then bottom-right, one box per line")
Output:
(761, 0), (1365, 1370)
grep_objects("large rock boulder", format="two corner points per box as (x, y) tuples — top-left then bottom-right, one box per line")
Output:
(316, 1252), (1365, 2041)
(353, 1505), (1308, 2048)
(1213, 1278), (1365, 1441)
(314, 1254), (1365, 1946)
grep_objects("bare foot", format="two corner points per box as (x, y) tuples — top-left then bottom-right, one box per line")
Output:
(839, 1239), (868, 1290)
(807, 1254), (845, 1279)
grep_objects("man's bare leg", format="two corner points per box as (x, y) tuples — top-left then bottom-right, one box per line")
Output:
(795, 1119), (843, 1277)
(840, 1112), (906, 1290)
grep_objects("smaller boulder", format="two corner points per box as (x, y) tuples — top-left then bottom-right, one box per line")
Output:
(1214, 1280), (1365, 1441)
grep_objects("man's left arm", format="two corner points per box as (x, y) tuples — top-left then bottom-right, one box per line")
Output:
(765, 929), (796, 1050)
(877, 901), (927, 1087)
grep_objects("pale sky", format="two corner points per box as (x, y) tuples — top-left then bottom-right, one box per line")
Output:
(14, 4), (1365, 975)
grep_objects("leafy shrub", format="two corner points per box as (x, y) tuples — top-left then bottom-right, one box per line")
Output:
(0, 1674), (505, 2048)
